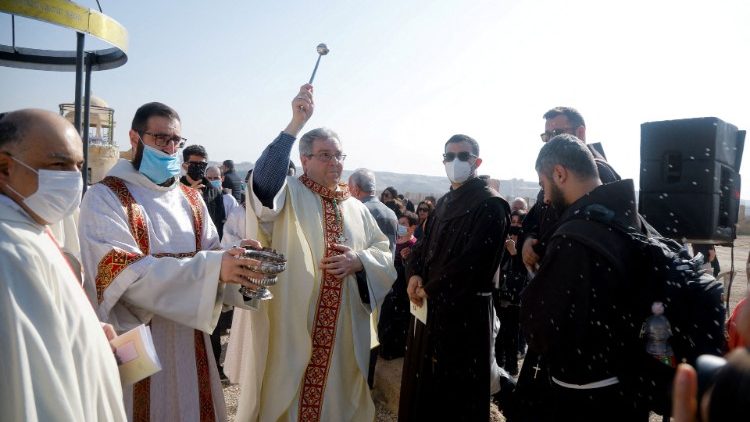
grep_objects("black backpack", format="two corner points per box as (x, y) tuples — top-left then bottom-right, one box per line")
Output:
(554, 204), (727, 413)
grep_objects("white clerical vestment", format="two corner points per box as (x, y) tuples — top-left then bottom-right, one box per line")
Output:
(78, 159), (249, 422)
(221, 203), (247, 250)
(0, 195), (126, 422)
(234, 175), (396, 422)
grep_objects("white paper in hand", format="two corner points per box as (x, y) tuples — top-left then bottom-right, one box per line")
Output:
(410, 299), (427, 325)
(110, 324), (162, 386)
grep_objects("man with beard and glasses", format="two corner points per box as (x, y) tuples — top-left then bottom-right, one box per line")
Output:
(180, 145), (227, 241)
(519, 134), (651, 421)
(78, 102), (266, 421)
(398, 134), (512, 422)
(522, 106), (619, 273)
(233, 84), (395, 422)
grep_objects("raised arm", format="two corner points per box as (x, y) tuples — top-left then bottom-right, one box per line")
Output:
(253, 84), (314, 207)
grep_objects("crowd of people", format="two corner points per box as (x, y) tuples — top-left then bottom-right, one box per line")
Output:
(2, 85), (750, 422)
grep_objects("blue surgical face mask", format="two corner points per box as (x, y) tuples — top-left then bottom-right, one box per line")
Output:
(138, 139), (181, 184)
(210, 180), (222, 189)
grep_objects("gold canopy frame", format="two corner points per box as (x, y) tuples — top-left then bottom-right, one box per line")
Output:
(0, 0), (128, 71)
(0, 0), (129, 192)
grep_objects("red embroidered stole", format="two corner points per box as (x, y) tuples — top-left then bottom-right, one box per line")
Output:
(297, 175), (351, 422)
(97, 176), (214, 422)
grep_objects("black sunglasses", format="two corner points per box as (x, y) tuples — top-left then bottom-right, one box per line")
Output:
(187, 161), (208, 169)
(442, 151), (476, 162)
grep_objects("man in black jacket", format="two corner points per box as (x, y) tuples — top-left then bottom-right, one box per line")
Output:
(522, 106), (619, 271)
(399, 134), (510, 422)
(221, 159), (243, 201)
(180, 145), (226, 240)
(508, 107), (620, 421)
(520, 134), (650, 421)
(180, 144), (228, 379)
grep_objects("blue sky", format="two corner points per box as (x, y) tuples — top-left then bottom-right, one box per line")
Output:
(2, 0), (750, 197)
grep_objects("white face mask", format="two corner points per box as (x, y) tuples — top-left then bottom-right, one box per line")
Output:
(444, 160), (473, 184)
(397, 224), (409, 237)
(6, 157), (83, 224)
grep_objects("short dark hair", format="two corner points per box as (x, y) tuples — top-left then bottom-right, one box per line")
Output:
(511, 209), (527, 220)
(0, 112), (24, 150)
(130, 102), (181, 171)
(535, 134), (597, 179)
(131, 102), (180, 133)
(542, 107), (586, 129)
(400, 210), (419, 226)
(223, 159), (234, 170)
(444, 134), (479, 156)
(381, 186), (398, 199)
(183, 144), (208, 162)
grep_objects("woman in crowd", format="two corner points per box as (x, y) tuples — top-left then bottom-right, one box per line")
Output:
(377, 211), (419, 359)
(413, 200), (434, 240)
(380, 186), (398, 204)
(494, 209), (527, 376)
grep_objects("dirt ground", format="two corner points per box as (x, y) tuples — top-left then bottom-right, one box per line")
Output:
(222, 236), (750, 422)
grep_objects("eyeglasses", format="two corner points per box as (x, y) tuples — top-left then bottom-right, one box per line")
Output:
(540, 127), (576, 142)
(143, 131), (187, 148)
(417, 207), (429, 212)
(307, 152), (347, 162)
(187, 161), (207, 169)
(442, 151), (477, 162)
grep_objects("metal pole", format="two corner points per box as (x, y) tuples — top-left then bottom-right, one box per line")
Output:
(82, 52), (93, 193)
(73, 32), (85, 135)
(308, 54), (322, 85)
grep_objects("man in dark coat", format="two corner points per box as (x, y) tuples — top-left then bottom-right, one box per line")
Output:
(509, 107), (620, 421)
(520, 134), (651, 421)
(221, 159), (243, 201)
(399, 134), (510, 422)
(180, 145), (226, 240)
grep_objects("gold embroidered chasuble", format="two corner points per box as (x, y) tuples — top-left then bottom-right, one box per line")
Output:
(234, 174), (396, 422)
(78, 160), (248, 422)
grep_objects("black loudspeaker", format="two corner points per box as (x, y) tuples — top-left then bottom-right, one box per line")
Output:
(639, 117), (746, 243)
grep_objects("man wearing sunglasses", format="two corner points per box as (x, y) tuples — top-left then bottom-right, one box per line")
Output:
(78, 102), (265, 421)
(523, 106), (619, 272)
(399, 134), (511, 422)
(510, 107), (620, 421)
(180, 144), (227, 241)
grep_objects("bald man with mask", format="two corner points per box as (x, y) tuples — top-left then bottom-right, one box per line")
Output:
(0, 109), (126, 421)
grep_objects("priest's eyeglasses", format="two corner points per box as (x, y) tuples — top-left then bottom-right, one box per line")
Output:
(442, 151), (477, 162)
(143, 131), (187, 148)
(307, 152), (347, 163)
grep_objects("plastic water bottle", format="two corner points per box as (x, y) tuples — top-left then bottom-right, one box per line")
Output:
(641, 301), (676, 367)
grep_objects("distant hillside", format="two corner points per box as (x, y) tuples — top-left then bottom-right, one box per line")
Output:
(216, 161), (541, 202)
(343, 170), (541, 203)
(343, 170), (450, 200)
